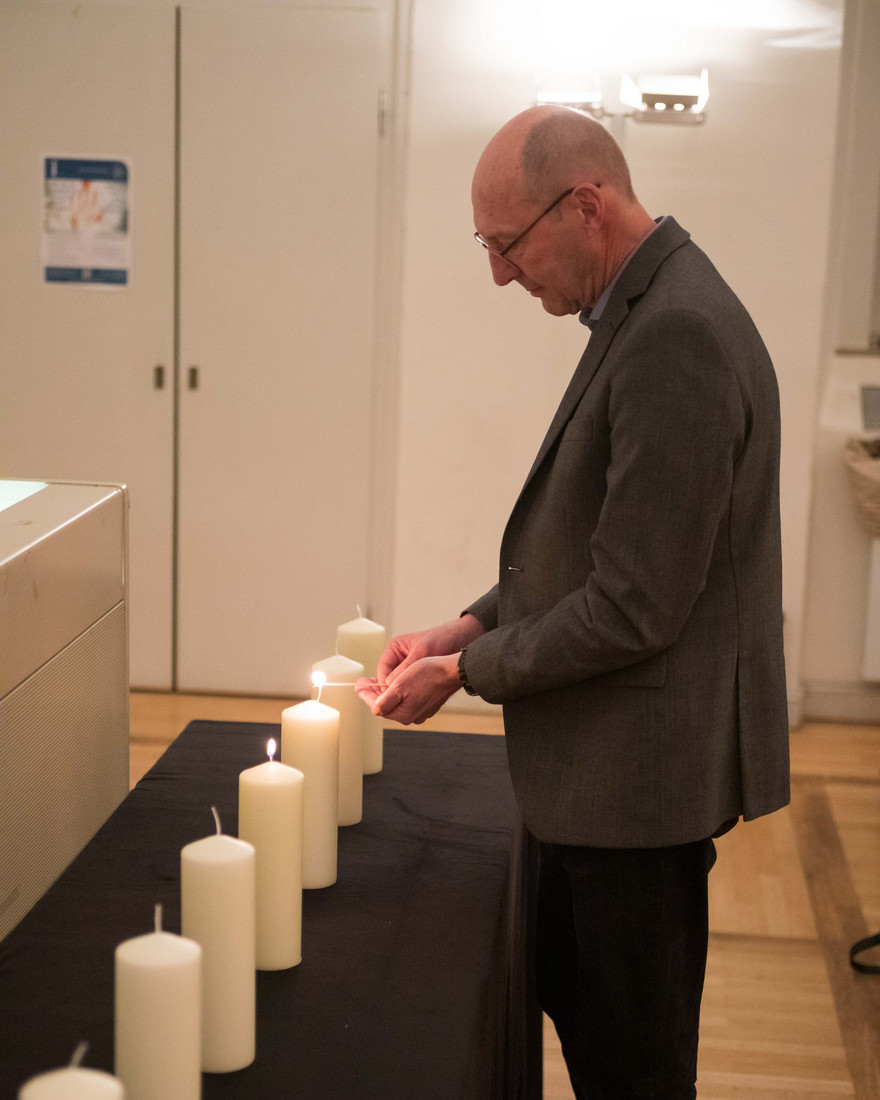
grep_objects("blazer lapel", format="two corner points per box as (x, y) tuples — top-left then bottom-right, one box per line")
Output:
(519, 217), (691, 490)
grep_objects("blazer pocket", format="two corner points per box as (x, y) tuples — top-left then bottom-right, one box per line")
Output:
(588, 651), (667, 688)
(559, 415), (593, 443)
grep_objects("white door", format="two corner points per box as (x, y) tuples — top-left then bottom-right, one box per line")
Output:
(177, 7), (382, 695)
(0, 2), (176, 689)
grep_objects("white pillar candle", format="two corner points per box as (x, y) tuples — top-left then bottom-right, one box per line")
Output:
(20, 1044), (125, 1099)
(114, 906), (201, 1100)
(181, 808), (256, 1074)
(238, 739), (304, 970)
(336, 613), (387, 774)
(281, 692), (339, 888)
(311, 654), (364, 827)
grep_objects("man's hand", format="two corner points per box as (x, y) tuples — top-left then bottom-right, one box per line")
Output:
(356, 653), (461, 725)
(354, 613), (485, 725)
(375, 614), (485, 685)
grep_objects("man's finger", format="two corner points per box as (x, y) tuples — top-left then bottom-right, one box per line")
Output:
(380, 675), (424, 720)
(354, 679), (383, 706)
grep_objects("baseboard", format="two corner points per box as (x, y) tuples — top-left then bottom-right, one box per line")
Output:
(802, 679), (880, 723)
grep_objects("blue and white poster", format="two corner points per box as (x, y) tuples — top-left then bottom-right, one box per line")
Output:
(42, 158), (131, 286)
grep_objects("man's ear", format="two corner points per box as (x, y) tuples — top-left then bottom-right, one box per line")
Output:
(571, 182), (604, 235)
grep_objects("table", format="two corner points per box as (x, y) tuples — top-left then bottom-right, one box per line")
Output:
(0, 722), (541, 1099)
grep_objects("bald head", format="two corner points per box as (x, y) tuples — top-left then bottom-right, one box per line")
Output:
(472, 106), (655, 316)
(473, 105), (636, 211)
(521, 108), (636, 202)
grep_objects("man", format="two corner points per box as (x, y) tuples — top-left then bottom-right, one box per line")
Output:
(356, 105), (790, 1099)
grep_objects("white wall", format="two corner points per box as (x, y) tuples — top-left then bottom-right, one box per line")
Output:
(3, 0), (855, 716)
(802, 359), (878, 713)
(801, 0), (880, 721)
(391, 0), (843, 720)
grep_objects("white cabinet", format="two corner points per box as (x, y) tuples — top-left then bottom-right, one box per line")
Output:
(0, 2), (177, 688)
(0, 2), (386, 695)
(176, 6), (380, 695)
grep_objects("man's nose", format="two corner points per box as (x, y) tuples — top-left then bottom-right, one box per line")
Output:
(489, 251), (518, 286)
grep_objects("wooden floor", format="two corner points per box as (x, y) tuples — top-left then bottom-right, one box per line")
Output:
(131, 694), (880, 1099)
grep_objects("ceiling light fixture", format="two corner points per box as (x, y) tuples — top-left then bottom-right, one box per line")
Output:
(536, 68), (709, 126)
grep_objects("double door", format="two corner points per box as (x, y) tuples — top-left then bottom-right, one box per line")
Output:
(0, 2), (384, 694)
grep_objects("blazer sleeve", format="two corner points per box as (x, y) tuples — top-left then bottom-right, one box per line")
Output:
(463, 307), (748, 703)
(463, 585), (499, 632)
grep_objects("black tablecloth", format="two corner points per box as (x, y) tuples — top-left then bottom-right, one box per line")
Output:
(0, 722), (540, 1099)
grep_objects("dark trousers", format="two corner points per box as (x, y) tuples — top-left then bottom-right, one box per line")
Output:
(536, 837), (716, 1100)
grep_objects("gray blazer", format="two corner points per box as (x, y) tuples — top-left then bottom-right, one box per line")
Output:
(464, 217), (790, 848)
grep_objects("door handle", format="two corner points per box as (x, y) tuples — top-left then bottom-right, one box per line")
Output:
(153, 365), (165, 390)
(188, 366), (199, 391)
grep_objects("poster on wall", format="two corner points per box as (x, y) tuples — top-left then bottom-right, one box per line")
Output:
(42, 158), (131, 287)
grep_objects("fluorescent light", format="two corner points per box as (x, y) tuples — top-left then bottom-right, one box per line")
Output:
(535, 71), (604, 115)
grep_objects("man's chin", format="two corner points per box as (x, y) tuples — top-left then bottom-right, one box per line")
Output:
(527, 285), (577, 316)
(540, 297), (576, 317)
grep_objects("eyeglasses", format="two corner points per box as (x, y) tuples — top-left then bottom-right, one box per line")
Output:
(474, 187), (575, 262)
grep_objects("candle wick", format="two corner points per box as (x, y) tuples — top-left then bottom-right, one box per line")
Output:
(70, 1041), (89, 1068)
(356, 604), (362, 618)
(211, 805), (222, 835)
(154, 902), (163, 934)
(311, 669), (328, 703)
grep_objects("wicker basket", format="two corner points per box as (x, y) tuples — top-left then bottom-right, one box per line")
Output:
(843, 437), (880, 538)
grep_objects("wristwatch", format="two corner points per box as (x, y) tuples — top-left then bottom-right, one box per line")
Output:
(458, 648), (479, 696)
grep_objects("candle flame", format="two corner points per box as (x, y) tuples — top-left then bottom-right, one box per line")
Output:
(267, 737), (277, 761)
(312, 670), (327, 688)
